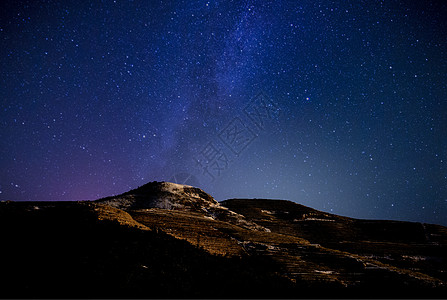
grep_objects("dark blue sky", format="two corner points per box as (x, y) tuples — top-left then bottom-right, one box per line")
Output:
(1, 0), (446, 225)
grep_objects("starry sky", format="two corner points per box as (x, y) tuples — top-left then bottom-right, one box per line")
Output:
(1, 0), (446, 225)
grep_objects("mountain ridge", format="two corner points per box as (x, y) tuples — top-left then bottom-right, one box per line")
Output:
(96, 181), (268, 232)
(0, 181), (446, 298)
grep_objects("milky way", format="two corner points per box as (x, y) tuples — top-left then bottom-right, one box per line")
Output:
(1, 0), (446, 225)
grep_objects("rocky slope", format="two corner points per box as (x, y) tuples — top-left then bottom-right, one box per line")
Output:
(97, 181), (267, 231)
(0, 181), (446, 298)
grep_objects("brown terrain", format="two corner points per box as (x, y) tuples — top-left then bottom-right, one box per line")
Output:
(0, 181), (446, 298)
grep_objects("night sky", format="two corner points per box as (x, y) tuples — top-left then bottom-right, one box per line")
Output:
(1, 0), (446, 225)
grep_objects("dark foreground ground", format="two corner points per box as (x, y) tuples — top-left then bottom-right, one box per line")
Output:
(0, 197), (446, 298)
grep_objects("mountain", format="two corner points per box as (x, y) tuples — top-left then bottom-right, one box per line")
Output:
(97, 181), (218, 211)
(0, 181), (446, 298)
(97, 181), (267, 231)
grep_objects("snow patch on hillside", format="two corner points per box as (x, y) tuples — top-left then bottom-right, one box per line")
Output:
(161, 182), (192, 194)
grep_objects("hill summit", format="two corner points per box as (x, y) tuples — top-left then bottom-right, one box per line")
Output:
(97, 181), (267, 231)
(97, 181), (217, 211)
